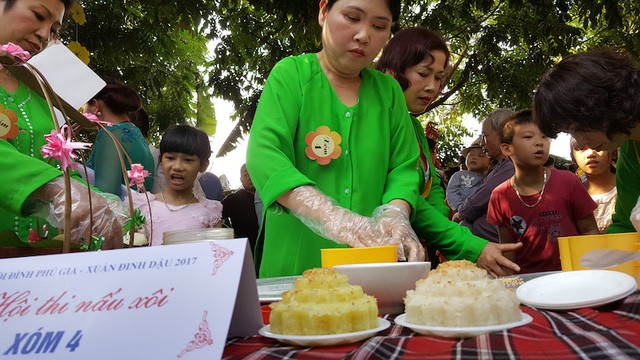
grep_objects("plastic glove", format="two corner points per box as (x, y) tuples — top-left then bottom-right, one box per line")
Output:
(631, 196), (640, 232)
(29, 177), (124, 249)
(372, 204), (426, 262)
(288, 186), (400, 250)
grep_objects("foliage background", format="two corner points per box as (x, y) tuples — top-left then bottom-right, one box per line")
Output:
(62, 0), (639, 167)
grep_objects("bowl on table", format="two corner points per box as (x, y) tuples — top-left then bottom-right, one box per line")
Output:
(334, 261), (430, 314)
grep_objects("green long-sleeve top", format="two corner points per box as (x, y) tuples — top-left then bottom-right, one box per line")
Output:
(607, 140), (640, 234)
(0, 82), (63, 241)
(247, 54), (420, 278)
(409, 115), (488, 261)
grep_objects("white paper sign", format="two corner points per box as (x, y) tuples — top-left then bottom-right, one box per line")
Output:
(27, 42), (106, 126)
(0, 238), (262, 359)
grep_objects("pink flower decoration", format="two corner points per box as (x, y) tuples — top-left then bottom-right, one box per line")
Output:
(127, 164), (149, 188)
(0, 43), (31, 69)
(40, 124), (91, 172)
(82, 112), (110, 126)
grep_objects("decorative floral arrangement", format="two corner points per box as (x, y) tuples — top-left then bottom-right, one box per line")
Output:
(3, 42), (150, 251)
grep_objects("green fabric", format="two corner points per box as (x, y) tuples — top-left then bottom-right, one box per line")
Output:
(409, 116), (487, 262)
(247, 54), (420, 278)
(0, 83), (63, 242)
(607, 140), (639, 234)
(86, 122), (154, 196)
(410, 115), (449, 217)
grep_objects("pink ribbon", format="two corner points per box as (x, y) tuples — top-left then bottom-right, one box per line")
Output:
(40, 124), (91, 172)
(0, 43), (31, 69)
(127, 164), (149, 188)
(82, 112), (111, 126)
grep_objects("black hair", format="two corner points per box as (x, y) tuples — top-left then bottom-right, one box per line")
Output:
(533, 49), (640, 139)
(90, 78), (142, 115)
(500, 109), (533, 144)
(159, 124), (211, 163)
(326, 0), (401, 22)
(3, 0), (76, 18)
(129, 108), (149, 138)
(376, 27), (450, 91)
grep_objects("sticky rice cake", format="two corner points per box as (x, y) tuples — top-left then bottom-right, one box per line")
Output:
(404, 260), (521, 327)
(269, 268), (378, 335)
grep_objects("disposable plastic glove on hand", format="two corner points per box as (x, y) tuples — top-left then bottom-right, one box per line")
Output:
(30, 177), (124, 249)
(372, 204), (426, 262)
(288, 186), (399, 250)
(631, 196), (640, 232)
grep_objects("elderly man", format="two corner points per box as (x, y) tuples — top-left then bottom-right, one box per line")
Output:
(453, 109), (516, 243)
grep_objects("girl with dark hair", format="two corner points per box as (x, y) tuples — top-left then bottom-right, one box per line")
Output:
(0, 0), (123, 249)
(570, 138), (617, 233)
(376, 27), (521, 277)
(85, 80), (154, 196)
(247, 0), (425, 278)
(533, 49), (640, 233)
(129, 124), (222, 246)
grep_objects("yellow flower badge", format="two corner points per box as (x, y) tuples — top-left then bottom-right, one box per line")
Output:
(67, 41), (90, 64)
(70, 2), (86, 25)
(305, 126), (342, 165)
(0, 104), (19, 140)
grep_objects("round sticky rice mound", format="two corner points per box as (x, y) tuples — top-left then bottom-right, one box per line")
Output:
(404, 260), (521, 327)
(269, 268), (378, 335)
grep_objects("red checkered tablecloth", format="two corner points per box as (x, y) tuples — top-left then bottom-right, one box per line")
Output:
(223, 291), (640, 359)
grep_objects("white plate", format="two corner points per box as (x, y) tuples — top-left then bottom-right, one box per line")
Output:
(258, 318), (390, 346)
(256, 276), (299, 303)
(395, 312), (532, 338)
(516, 270), (637, 310)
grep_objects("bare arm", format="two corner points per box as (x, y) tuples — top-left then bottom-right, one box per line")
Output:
(577, 213), (600, 235)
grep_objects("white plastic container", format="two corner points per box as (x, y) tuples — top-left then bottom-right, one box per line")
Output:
(162, 228), (235, 245)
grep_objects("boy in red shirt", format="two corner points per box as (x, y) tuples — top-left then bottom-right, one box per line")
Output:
(487, 110), (599, 273)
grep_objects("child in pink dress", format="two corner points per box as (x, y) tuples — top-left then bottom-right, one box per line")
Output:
(129, 125), (222, 246)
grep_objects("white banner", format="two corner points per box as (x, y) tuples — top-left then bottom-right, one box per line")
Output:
(0, 238), (262, 359)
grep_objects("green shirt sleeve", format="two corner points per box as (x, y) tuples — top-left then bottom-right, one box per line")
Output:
(607, 140), (640, 234)
(0, 139), (62, 215)
(412, 195), (487, 261)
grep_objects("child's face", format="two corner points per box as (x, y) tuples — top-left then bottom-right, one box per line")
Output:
(160, 152), (207, 192)
(465, 147), (489, 173)
(402, 50), (447, 114)
(565, 127), (627, 152)
(572, 145), (614, 176)
(502, 122), (550, 167)
(318, 0), (392, 75)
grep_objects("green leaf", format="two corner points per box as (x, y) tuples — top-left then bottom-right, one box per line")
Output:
(196, 88), (217, 136)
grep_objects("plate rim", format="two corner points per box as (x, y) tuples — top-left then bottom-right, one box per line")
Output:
(394, 312), (532, 337)
(258, 317), (390, 346)
(515, 270), (637, 310)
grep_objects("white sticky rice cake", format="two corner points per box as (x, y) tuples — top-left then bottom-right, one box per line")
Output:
(404, 260), (521, 327)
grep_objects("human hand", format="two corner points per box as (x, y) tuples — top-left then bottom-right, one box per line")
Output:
(475, 242), (522, 278)
(286, 186), (388, 248)
(373, 204), (426, 262)
(31, 177), (124, 249)
(451, 212), (463, 223)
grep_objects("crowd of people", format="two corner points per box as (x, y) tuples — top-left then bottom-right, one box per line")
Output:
(1, 0), (638, 280)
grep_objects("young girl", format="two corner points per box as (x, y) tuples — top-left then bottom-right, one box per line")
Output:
(570, 138), (617, 233)
(247, 0), (424, 278)
(130, 124), (222, 246)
